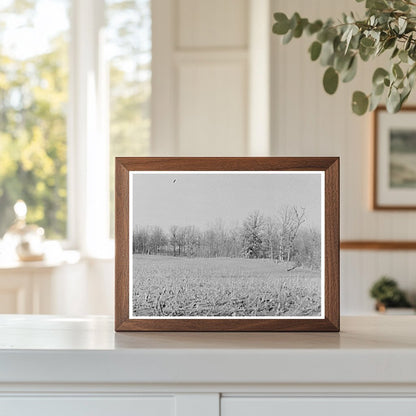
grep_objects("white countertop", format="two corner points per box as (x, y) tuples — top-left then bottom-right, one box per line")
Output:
(0, 315), (415, 386)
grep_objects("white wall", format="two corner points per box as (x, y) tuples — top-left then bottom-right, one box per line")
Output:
(48, 0), (416, 317)
(152, 0), (260, 156)
(271, 0), (416, 313)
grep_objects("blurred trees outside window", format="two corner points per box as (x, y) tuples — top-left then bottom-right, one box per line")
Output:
(107, 0), (151, 237)
(0, 0), (70, 238)
(0, 0), (151, 241)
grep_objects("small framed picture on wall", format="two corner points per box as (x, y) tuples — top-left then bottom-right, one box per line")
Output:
(374, 106), (416, 209)
(115, 157), (339, 332)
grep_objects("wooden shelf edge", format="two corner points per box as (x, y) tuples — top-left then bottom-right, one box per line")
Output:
(341, 241), (416, 250)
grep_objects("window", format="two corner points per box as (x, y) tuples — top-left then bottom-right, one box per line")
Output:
(0, 0), (70, 239)
(106, 0), (151, 237)
(0, 0), (151, 252)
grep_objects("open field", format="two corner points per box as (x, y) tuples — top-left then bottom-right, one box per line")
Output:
(390, 153), (416, 188)
(132, 254), (321, 317)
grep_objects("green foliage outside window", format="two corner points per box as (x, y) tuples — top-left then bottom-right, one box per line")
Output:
(107, 0), (151, 237)
(0, 0), (151, 240)
(0, 1), (69, 238)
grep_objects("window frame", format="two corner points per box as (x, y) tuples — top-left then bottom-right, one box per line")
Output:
(67, 0), (112, 257)
(0, 0), (153, 257)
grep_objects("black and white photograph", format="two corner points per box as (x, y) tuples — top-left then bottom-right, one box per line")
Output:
(129, 171), (324, 319)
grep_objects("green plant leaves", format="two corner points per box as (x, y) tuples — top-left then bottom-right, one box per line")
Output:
(369, 276), (411, 308)
(272, 4), (416, 115)
(366, 0), (388, 10)
(320, 41), (334, 66)
(342, 56), (357, 82)
(323, 67), (339, 94)
(392, 63), (404, 79)
(309, 41), (322, 61)
(387, 87), (401, 112)
(369, 92), (382, 111)
(273, 13), (290, 34)
(372, 67), (389, 86)
(307, 20), (323, 35)
(399, 49), (408, 63)
(352, 91), (369, 115)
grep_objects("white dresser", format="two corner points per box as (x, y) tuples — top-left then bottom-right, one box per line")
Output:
(1, 315), (416, 415)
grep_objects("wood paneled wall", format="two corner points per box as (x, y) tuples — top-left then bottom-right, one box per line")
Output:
(151, 0), (416, 314)
(271, 0), (416, 313)
(152, 0), (249, 156)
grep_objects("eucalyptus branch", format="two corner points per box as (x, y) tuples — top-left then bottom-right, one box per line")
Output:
(272, 0), (416, 115)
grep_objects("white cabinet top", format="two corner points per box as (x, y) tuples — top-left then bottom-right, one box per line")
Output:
(0, 315), (415, 386)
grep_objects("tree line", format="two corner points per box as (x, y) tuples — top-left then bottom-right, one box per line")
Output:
(133, 206), (321, 270)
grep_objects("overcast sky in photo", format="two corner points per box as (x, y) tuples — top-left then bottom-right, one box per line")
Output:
(132, 172), (322, 232)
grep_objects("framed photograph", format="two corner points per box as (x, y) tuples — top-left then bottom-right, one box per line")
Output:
(115, 157), (339, 332)
(374, 106), (416, 209)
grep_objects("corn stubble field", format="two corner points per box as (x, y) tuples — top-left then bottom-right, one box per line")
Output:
(132, 254), (321, 317)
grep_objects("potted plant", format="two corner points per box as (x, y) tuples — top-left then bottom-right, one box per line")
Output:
(369, 276), (414, 313)
(272, 0), (416, 115)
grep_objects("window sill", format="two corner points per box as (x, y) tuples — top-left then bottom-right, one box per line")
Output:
(0, 250), (81, 271)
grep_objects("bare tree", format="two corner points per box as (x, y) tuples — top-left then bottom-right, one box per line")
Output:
(278, 206), (306, 263)
(183, 225), (200, 256)
(263, 216), (278, 260)
(176, 227), (187, 256)
(133, 205), (319, 268)
(149, 226), (167, 254)
(286, 207), (306, 262)
(134, 227), (150, 254)
(169, 225), (179, 256)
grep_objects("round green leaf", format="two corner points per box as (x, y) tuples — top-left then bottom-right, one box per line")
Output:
(405, 34), (413, 51)
(387, 88), (401, 113)
(399, 50), (408, 63)
(372, 68), (389, 86)
(320, 41), (335, 66)
(391, 47), (399, 59)
(323, 67), (339, 95)
(307, 20), (323, 35)
(290, 12), (301, 30)
(317, 30), (328, 43)
(369, 92), (383, 112)
(359, 44), (374, 62)
(401, 87), (411, 105)
(334, 52), (352, 73)
(352, 91), (369, 115)
(373, 82), (384, 96)
(293, 18), (308, 38)
(282, 29), (293, 45)
(273, 13), (290, 35)
(342, 56), (357, 83)
(360, 37), (375, 48)
(393, 63), (404, 79)
(309, 41), (322, 61)
(384, 37), (396, 50)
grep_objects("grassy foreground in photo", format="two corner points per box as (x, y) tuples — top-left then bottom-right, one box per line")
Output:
(132, 254), (321, 317)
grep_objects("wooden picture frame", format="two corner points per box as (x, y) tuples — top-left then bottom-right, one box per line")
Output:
(115, 157), (339, 332)
(373, 106), (416, 210)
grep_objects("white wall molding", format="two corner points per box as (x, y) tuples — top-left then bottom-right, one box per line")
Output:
(69, 0), (109, 255)
(152, 0), (272, 157)
(174, 50), (248, 62)
(248, 0), (271, 156)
